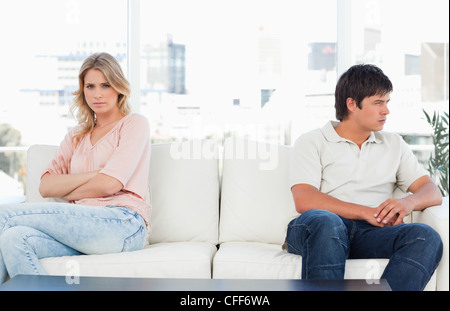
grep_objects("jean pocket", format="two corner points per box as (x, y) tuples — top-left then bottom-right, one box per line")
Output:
(122, 222), (146, 252)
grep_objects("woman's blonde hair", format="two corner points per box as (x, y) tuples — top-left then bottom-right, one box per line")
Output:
(70, 52), (131, 145)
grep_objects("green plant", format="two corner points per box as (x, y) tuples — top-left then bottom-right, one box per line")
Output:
(423, 109), (449, 196)
(0, 123), (24, 177)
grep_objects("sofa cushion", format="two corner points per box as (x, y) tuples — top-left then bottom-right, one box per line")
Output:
(26, 145), (59, 203)
(148, 140), (219, 245)
(26, 141), (220, 245)
(219, 138), (298, 245)
(212, 241), (435, 290)
(213, 241), (389, 280)
(213, 242), (301, 279)
(40, 242), (217, 279)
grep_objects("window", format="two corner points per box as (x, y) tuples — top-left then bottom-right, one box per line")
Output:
(138, 0), (337, 145)
(0, 0), (127, 195)
(339, 0), (448, 164)
(0, 0), (448, 196)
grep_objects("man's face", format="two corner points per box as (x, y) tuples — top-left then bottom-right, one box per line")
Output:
(352, 93), (390, 132)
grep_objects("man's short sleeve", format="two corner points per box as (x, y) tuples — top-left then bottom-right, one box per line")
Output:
(396, 138), (429, 192)
(289, 130), (323, 190)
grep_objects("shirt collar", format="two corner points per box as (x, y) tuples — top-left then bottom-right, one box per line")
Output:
(321, 121), (383, 144)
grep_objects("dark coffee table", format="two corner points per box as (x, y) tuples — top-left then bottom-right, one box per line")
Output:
(0, 275), (390, 291)
(1, 275), (391, 308)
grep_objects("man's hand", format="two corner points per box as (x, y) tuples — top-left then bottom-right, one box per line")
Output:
(373, 197), (415, 226)
(292, 184), (394, 227)
(373, 176), (442, 227)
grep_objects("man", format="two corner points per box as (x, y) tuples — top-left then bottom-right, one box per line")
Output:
(286, 64), (443, 291)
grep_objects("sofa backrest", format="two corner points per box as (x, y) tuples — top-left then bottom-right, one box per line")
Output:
(26, 145), (59, 203)
(148, 140), (219, 245)
(25, 141), (220, 245)
(219, 138), (298, 245)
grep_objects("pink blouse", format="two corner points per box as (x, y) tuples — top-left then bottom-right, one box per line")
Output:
(43, 113), (151, 224)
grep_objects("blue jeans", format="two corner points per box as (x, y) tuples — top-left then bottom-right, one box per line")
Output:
(286, 209), (443, 291)
(0, 202), (147, 283)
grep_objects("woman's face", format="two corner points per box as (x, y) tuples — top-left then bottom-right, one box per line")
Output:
(83, 68), (120, 116)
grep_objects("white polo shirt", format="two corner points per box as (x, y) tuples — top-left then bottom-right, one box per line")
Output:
(289, 121), (428, 208)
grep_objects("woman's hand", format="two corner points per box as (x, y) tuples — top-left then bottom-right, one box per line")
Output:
(39, 170), (99, 199)
(62, 173), (123, 201)
(53, 155), (69, 174)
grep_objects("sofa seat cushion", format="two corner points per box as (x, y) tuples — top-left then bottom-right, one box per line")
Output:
(213, 242), (302, 279)
(213, 242), (436, 290)
(40, 242), (217, 279)
(213, 242), (390, 280)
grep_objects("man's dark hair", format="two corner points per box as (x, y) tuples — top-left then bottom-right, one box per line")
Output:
(334, 64), (393, 121)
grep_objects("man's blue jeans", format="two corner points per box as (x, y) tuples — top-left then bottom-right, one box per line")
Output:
(0, 202), (147, 283)
(286, 209), (443, 291)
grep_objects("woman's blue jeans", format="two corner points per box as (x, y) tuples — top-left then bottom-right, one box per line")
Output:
(286, 209), (443, 291)
(0, 202), (147, 283)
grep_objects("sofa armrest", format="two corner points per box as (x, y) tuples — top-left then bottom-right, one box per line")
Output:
(412, 197), (449, 291)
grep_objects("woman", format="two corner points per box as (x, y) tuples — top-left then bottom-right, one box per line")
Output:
(0, 52), (151, 283)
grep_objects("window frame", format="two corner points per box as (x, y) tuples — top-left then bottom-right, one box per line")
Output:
(127, 0), (141, 113)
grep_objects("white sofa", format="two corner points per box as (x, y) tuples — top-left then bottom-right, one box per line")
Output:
(21, 138), (448, 290)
